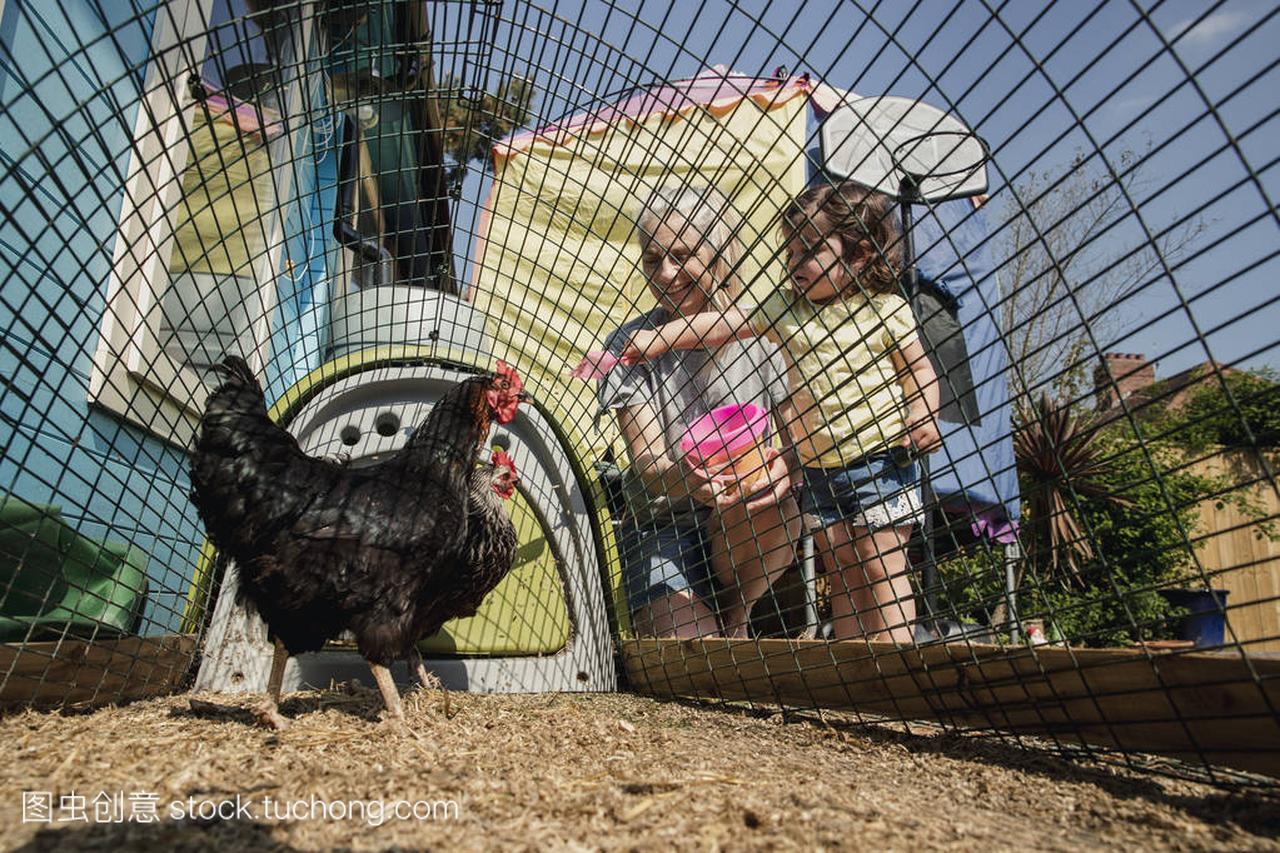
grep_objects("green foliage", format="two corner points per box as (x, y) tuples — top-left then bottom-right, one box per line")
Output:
(971, 365), (1280, 647)
(1027, 429), (1215, 645)
(935, 548), (1007, 627)
(1152, 368), (1280, 453)
(1025, 582), (1177, 648)
(944, 423), (1219, 647)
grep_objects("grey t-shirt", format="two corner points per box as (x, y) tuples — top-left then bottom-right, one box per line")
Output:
(598, 308), (791, 526)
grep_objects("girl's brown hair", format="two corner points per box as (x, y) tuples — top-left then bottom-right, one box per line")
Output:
(781, 181), (903, 295)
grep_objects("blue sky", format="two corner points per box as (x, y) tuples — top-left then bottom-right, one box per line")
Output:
(444, 0), (1279, 379)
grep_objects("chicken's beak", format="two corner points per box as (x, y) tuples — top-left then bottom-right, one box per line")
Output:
(516, 391), (530, 402)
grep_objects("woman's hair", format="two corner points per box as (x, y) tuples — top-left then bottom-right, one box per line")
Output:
(781, 181), (903, 295)
(634, 183), (746, 309)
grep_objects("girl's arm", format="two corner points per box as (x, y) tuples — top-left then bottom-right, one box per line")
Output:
(890, 336), (943, 453)
(621, 306), (756, 363)
(615, 404), (733, 506)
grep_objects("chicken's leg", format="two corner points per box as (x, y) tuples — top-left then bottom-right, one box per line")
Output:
(254, 639), (291, 730)
(412, 647), (452, 718)
(369, 662), (404, 721)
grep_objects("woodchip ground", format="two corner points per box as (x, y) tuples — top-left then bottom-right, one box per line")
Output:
(1, 685), (1277, 851)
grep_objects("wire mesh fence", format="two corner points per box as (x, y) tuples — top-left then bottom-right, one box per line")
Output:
(0, 0), (1276, 785)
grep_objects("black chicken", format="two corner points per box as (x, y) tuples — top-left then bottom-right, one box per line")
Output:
(190, 356), (525, 727)
(429, 448), (521, 633)
(412, 448), (521, 716)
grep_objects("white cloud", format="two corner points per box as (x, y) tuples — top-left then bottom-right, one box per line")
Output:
(1167, 9), (1250, 45)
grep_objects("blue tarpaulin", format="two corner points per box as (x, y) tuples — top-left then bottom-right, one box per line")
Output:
(911, 199), (1019, 523)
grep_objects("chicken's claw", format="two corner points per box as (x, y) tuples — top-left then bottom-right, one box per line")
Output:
(412, 652), (454, 718)
(253, 701), (291, 731)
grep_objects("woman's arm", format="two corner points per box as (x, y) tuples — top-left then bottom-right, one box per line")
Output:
(621, 306), (756, 363)
(890, 336), (942, 453)
(615, 404), (732, 506)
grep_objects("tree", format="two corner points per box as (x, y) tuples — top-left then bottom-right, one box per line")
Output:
(995, 147), (1205, 404)
(1013, 395), (1131, 587)
(1152, 367), (1280, 453)
(436, 73), (535, 182)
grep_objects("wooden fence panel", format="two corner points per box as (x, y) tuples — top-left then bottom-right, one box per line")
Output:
(1191, 450), (1280, 652)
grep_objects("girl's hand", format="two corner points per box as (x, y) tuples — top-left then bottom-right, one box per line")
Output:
(906, 406), (942, 454)
(621, 330), (663, 365)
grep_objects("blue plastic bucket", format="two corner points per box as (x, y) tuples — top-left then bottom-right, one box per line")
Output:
(1158, 589), (1229, 648)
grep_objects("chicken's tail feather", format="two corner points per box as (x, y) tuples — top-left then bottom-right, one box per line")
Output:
(209, 355), (260, 390)
(201, 355), (270, 425)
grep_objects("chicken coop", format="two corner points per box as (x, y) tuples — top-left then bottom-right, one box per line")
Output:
(1, 0), (1278, 793)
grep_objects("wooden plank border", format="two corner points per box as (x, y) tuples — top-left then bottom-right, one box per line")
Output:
(0, 635), (197, 710)
(621, 638), (1280, 778)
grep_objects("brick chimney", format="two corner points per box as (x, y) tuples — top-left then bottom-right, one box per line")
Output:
(1095, 352), (1155, 410)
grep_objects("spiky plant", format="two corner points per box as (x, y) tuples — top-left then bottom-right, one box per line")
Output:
(1014, 394), (1132, 588)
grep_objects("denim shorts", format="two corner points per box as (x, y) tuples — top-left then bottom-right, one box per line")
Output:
(617, 520), (716, 614)
(801, 449), (924, 530)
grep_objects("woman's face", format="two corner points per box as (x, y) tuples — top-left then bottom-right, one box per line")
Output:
(785, 222), (850, 303)
(641, 219), (720, 316)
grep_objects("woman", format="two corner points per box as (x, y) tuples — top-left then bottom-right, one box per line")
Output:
(598, 184), (800, 638)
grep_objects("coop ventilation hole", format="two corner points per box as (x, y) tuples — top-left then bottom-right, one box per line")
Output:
(374, 412), (401, 437)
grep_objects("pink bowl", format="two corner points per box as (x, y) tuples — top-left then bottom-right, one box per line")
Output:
(680, 403), (770, 466)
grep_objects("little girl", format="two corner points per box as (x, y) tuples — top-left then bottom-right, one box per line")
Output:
(622, 181), (940, 643)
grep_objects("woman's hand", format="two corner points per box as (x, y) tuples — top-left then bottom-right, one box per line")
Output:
(905, 405), (942, 454)
(741, 448), (794, 513)
(705, 448), (793, 513)
(620, 330), (663, 365)
(682, 458), (737, 508)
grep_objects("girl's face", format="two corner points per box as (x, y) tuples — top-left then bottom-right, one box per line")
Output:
(785, 222), (852, 303)
(641, 219), (720, 316)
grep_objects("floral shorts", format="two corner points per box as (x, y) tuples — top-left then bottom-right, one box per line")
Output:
(801, 449), (924, 530)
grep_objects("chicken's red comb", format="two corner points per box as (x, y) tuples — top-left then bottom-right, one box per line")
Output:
(491, 449), (516, 473)
(495, 360), (522, 390)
